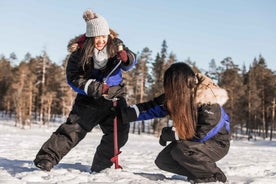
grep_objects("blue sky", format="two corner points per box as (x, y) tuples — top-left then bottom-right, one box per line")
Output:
(0, 0), (275, 71)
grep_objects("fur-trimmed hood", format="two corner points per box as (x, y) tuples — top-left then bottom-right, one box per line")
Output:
(195, 73), (228, 106)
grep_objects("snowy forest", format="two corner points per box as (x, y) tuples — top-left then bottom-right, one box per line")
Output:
(0, 38), (275, 140)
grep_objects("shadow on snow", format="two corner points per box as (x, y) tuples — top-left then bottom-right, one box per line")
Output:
(0, 157), (90, 176)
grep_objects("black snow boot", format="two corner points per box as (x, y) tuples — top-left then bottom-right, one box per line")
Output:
(35, 159), (53, 171)
(191, 172), (227, 183)
(215, 172), (227, 182)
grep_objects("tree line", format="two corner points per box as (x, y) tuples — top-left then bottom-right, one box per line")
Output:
(0, 39), (275, 140)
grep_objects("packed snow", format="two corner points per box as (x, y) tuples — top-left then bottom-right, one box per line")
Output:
(0, 120), (276, 184)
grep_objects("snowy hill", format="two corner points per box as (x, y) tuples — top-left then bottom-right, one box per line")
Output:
(0, 120), (276, 184)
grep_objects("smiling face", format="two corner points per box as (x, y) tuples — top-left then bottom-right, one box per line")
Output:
(94, 35), (109, 50)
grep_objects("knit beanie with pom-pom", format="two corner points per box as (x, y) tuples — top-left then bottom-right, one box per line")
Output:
(83, 9), (110, 37)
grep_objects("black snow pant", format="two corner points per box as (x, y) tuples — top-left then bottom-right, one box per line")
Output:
(34, 95), (130, 172)
(155, 139), (229, 180)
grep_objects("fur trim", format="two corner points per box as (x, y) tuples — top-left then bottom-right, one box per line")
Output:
(67, 34), (83, 53)
(196, 73), (229, 106)
(109, 29), (119, 39)
(68, 43), (78, 53)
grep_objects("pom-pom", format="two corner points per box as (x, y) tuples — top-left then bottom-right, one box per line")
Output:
(83, 9), (96, 21)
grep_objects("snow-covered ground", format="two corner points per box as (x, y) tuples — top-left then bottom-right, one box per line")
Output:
(0, 120), (276, 184)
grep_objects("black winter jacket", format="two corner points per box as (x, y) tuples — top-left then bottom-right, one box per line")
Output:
(66, 38), (136, 98)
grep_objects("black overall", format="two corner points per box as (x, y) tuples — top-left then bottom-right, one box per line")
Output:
(34, 95), (130, 172)
(155, 104), (230, 181)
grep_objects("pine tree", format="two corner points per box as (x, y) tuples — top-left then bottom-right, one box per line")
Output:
(219, 57), (244, 134)
(151, 40), (168, 97)
(0, 56), (13, 113)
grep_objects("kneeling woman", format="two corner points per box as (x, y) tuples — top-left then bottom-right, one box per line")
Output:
(121, 62), (230, 183)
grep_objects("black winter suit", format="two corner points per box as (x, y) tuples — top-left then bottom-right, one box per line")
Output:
(155, 104), (230, 180)
(34, 37), (136, 172)
(124, 95), (230, 181)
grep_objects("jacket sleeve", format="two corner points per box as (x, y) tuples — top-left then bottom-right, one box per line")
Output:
(121, 47), (136, 71)
(66, 50), (102, 96)
(131, 94), (167, 121)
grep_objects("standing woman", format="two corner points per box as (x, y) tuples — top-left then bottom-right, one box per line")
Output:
(120, 62), (230, 183)
(34, 9), (136, 172)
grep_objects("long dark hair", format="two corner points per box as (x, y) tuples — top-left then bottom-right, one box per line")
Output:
(80, 35), (117, 69)
(164, 62), (198, 140)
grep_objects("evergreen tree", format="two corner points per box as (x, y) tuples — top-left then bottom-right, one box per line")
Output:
(208, 58), (218, 80)
(219, 57), (244, 134)
(151, 40), (168, 97)
(0, 56), (13, 112)
(9, 62), (32, 127)
(136, 47), (152, 103)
